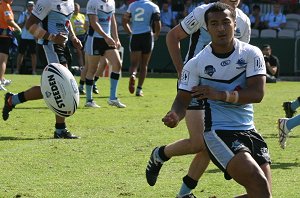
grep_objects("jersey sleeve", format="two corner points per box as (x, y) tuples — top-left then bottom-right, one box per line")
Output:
(180, 6), (205, 35)
(246, 46), (266, 78)
(153, 4), (160, 14)
(240, 16), (251, 43)
(3, 3), (14, 22)
(32, 0), (51, 21)
(86, 0), (98, 15)
(178, 56), (200, 91)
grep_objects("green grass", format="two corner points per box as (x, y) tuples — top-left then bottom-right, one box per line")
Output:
(1, 74), (300, 197)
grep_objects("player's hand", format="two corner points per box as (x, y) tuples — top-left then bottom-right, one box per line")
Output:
(191, 85), (220, 101)
(162, 111), (180, 128)
(114, 38), (121, 49)
(104, 36), (116, 48)
(71, 36), (83, 50)
(52, 33), (68, 46)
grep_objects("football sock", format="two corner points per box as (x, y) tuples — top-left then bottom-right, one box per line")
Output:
(12, 92), (26, 106)
(286, 114), (300, 131)
(110, 72), (120, 100)
(157, 146), (170, 162)
(79, 80), (85, 90)
(55, 123), (66, 134)
(137, 86), (142, 91)
(178, 175), (198, 196)
(94, 76), (99, 85)
(85, 78), (93, 102)
(291, 98), (300, 111)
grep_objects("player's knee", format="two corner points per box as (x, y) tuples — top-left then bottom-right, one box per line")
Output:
(244, 170), (271, 197)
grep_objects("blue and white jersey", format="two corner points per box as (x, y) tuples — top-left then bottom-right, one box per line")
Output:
(18, 11), (35, 40)
(179, 39), (266, 131)
(86, 0), (115, 38)
(180, 3), (251, 63)
(126, 0), (160, 34)
(32, 0), (74, 45)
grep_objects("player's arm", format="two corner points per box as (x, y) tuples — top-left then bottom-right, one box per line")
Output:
(166, 24), (188, 78)
(111, 14), (121, 49)
(88, 14), (116, 48)
(122, 12), (132, 35)
(68, 22), (83, 49)
(26, 15), (66, 45)
(152, 12), (161, 40)
(162, 90), (192, 128)
(7, 19), (22, 33)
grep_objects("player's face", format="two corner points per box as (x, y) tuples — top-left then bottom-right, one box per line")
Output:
(221, 0), (240, 9)
(207, 9), (235, 46)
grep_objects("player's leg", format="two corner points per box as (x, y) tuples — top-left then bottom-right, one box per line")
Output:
(0, 37), (12, 88)
(2, 44), (48, 120)
(28, 40), (37, 75)
(146, 109), (205, 186)
(177, 148), (210, 197)
(104, 48), (126, 108)
(78, 53), (88, 95)
(205, 130), (272, 198)
(227, 153), (271, 198)
(85, 54), (101, 108)
(128, 34), (141, 94)
(282, 96), (300, 118)
(135, 32), (153, 96)
(278, 114), (300, 149)
(93, 56), (107, 94)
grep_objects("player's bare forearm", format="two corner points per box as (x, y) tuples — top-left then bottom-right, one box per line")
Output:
(166, 25), (188, 77)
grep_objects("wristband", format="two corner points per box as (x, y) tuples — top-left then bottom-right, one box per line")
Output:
(225, 91), (239, 103)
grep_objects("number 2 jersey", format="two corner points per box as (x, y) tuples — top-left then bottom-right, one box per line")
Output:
(32, 0), (74, 45)
(179, 39), (266, 131)
(126, 0), (160, 35)
(180, 3), (251, 63)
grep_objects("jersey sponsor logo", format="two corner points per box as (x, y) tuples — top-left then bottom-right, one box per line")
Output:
(236, 58), (247, 69)
(254, 56), (264, 71)
(35, 3), (44, 15)
(220, 60), (231, 67)
(57, 5), (61, 11)
(204, 65), (216, 77)
(180, 69), (190, 85)
(4, 11), (11, 16)
(99, 16), (111, 22)
(183, 13), (197, 32)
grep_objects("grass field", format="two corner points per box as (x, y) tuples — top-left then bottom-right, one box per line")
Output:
(1, 74), (300, 198)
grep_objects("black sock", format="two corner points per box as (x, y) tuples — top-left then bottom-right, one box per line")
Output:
(18, 92), (27, 103)
(55, 123), (66, 129)
(183, 175), (198, 189)
(79, 80), (85, 86)
(158, 146), (170, 162)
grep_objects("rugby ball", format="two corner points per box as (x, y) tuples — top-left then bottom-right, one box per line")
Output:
(41, 63), (79, 117)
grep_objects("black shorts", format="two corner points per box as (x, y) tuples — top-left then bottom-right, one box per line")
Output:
(204, 129), (271, 180)
(18, 39), (36, 54)
(37, 44), (72, 67)
(130, 32), (153, 54)
(0, 37), (12, 55)
(84, 36), (115, 56)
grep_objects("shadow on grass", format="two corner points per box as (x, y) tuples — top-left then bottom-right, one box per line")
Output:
(0, 136), (49, 141)
(262, 134), (300, 139)
(15, 107), (48, 110)
(271, 162), (300, 169)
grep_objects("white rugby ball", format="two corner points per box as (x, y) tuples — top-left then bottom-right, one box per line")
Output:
(41, 63), (79, 117)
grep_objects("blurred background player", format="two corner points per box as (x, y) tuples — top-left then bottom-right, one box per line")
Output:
(122, 0), (161, 96)
(2, 0), (82, 139)
(0, 0), (22, 90)
(84, 0), (126, 108)
(14, 1), (37, 75)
